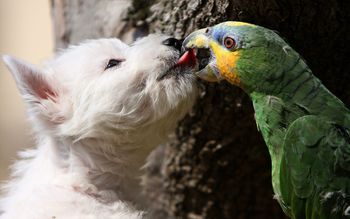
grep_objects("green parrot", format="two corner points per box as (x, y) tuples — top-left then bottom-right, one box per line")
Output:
(181, 21), (350, 219)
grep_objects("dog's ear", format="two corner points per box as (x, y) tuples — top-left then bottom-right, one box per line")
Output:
(2, 55), (65, 127)
(2, 55), (57, 100)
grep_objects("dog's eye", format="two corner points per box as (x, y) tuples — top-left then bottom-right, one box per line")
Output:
(105, 59), (125, 70)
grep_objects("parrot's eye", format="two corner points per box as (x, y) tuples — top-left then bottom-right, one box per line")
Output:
(223, 37), (236, 49)
(105, 59), (125, 70)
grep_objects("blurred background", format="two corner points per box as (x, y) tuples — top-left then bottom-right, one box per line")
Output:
(0, 0), (53, 181)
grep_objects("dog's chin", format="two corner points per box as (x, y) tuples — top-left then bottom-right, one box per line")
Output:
(156, 57), (194, 81)
(157, 67), (193, 81)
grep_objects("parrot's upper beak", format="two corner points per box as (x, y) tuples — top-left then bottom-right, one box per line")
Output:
(181, 28), (221, 82)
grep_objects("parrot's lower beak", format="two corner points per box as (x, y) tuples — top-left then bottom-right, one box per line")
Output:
(182, 29), (221, 82)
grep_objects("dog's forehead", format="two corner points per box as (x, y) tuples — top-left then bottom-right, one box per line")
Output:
(44, 35), (174, 86)
(44, 38), (130, 84)
(132, 34), (171, 46)
(68, 38), (128, 58)
(49, 39), (127, 68)
(50, 35), (170, 69)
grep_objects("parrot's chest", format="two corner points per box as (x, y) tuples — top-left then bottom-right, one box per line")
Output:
(253, 95), (289, 151)
(252, 94), (301, 197)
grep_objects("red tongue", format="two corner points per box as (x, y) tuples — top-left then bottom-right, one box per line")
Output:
(175, 49), (196, 68)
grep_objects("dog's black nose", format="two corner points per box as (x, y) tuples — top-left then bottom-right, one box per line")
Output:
(162, 38), (183, 52)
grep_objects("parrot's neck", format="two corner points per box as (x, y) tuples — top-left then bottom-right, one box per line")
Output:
(249, 58), (349, 198)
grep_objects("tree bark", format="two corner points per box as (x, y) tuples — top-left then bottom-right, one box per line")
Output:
(51, 0), (350, 218)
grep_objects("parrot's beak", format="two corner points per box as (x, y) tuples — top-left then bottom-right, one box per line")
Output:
(182, 29), (221, 82)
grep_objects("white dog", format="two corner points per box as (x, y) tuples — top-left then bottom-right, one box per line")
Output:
(0, 35), (197, 218)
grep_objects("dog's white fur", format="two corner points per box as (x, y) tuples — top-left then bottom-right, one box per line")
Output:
(0, 35), (197, 219)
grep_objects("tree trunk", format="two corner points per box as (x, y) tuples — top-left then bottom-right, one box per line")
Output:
(51, 0), (350, 218)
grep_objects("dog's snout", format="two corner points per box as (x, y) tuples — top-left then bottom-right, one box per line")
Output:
(162, 38), (183, 52)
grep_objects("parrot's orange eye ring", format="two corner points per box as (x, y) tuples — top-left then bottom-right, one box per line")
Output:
(224, 37), (236, 49)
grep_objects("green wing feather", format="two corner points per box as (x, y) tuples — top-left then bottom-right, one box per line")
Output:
(280, 115), (350, 219)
